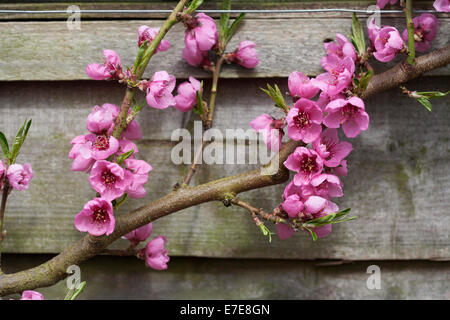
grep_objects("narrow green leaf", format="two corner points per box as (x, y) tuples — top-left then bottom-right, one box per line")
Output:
(304, 208), (356, 227)
(258, 224), (273, 243)
(220, 0), (232, 41)
(304, 226), (317, 241)
(358, 70), (373, 91)
(186, 0), (204, 14)
(351, 13), (365, 55)
(116, 149), (134, 165)
(0, 132), (9, 159)
(70, 281), (87, 300)
(132, 103), (145, 114)
(260, 84), (287, 111)
(133, 40), (148, 72)
(10, 119), (32, 164)
(193, 81), (205, 115)
(416, 97), (432, 111)
(415, 90), (450, 99)
(226, 13), (246, 43)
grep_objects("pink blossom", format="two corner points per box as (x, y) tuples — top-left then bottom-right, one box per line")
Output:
(123, 223), (152, 246)
(121, 116), (143, 141)
(231, 41), (260, 69)
(20, 290), (44, 300)
(182, 32), (208, 67)
(277, 198), (337, 240)
(312, 128), (352, 167)
(402, 13), (439, 52)
(284, 147), (323, 186)
(311, 54), (354, 96)
(7, 163), (33, 191)
(189, 13), (218, 51)
(276, 223), (295, 240)
(137, 26), (170, 52)
(74, 197), (115, 236)
(282, 194), (304, 218)
(288, 71), (320, 100)
(89, 160), (130, 201)
(124, 159), (153, 198)
(312, 200), (339, 238)
(86, 50), (123, 80)
(373, 26), (404, 62)
(302, 174), (343, 199)
(282, 194), (328, 219)
(86, 103), (118, 135)
(0, 160), (5, 190)
(316, 92), (345, 110)
(144, 236), (169, 270)
(322, 33), (357, 62)
(283, 180), (305, 200)
(250, 114), (284, 151)
(73, 134), (119, 165)
(286, 98), (322, 143)
(117, 139), (139, 158)
(331, 160), (348, 177)
(368, 18), (381, 46)
(69, 135), (95, 172)
(324, 97), (369, 138)
(174, 77), (202, 112)
(146, 71), (176, 109)
(86, 104), (141, 140)
(434, 0), (450, 12)
(377, 0), (398, 9)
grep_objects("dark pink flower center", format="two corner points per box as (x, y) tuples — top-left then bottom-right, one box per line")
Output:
(341, 104), (359, 120)
(294, 111), (310, 129)
(93, 136), (110, 151)
(300, 155), (318, 173)
(102, 170), (117, 188)
(92, 207), (108, 224)
(414, 28), (424, 42)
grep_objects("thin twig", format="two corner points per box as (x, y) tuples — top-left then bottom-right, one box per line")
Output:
(0, 183), (9, 273)
(183, 56), (226, 186)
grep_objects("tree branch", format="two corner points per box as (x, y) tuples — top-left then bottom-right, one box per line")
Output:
(0, 45), (449, 297)
(361, 45), (450, 100)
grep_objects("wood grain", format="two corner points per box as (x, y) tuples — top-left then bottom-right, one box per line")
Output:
(0, 77), (448, 259)
(3, 254), (450, 299)
(0, 17), (448, 81)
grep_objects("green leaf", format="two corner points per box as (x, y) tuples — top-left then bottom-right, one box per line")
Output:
(258, 223), (273, 243)
(186, 0), (204, 14)
(64, 281), (87, 300)
(351, 13), (365, 55)
(193, 81), (205, 115)
(226, 13), (246, 43)
(219, 0), (232, 41)
(415, 90), (449, 99)
(416, 97), (432, 112)
(261, 84), (288, 111)
(358, 70), (373, 92)
(303, 226), (318, 241)
(9, 119), (32, 164)
(116, 149), (134, 165)
(0, 132), (9, 159)
(303, 208), (356, 228)
(133, 40), (148, 72)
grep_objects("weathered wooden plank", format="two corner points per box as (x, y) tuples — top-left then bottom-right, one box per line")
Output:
(0, 1), (437, 20)
(3, 254), (450, 299)
(0, 17), (448, 81)
(0, 77), (448, 259)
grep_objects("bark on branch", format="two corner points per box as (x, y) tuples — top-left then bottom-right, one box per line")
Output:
(0, 45), (449, 297)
